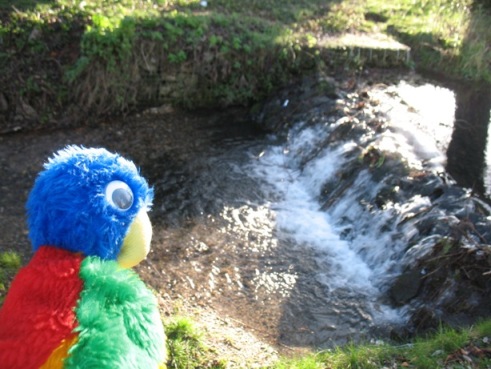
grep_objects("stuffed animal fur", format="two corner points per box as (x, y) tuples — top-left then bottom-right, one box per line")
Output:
(0, 146), (166, 369)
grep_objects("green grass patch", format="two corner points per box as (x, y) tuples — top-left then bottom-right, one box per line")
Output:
(162, 317), (491, 368)
(0, 251), (21, 268)
(409, 325), (470, 369)
(475, 319), (491, 338)
(273, 355), (324, 369)
(269, 321), (491, 369)
(364, 0), (490, 81)
(165, 316), (225, 369)
(0, 251), (22, 304)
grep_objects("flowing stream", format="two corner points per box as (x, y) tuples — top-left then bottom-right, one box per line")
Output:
(136, 74), (491, 348)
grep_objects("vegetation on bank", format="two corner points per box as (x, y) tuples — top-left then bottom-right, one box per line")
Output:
(0, 0), (489, 125)
(324, 0), (491, 81)
(272, 321), (491, 369)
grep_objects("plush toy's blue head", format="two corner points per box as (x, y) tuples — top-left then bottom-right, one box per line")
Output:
(27, 146), (154, 262)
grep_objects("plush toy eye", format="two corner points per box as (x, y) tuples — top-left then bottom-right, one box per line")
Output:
(105, 180), (134, 211)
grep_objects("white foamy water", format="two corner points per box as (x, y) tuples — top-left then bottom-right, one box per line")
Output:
(252, 126), (377, 292)
(250, 81), (456, 299)
(372, 81), (455, 170)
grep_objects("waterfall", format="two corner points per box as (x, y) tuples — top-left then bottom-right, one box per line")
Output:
(248, 80), (458, 326)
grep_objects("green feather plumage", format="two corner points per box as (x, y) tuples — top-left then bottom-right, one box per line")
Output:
(65, 257), (166, 369)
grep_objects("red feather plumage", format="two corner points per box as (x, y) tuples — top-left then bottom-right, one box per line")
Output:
(0, 246), (83, 369)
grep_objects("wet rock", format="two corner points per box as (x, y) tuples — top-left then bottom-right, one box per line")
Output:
(375, 185), (401, 209)
(0, 93), (8, 113)
(405, 241), (491, 331)
(389, 269), (422, 305)
(417, 173), (446, 200)
(409, 306), (439, 332)
(251, 74), (338, 132)
(16, 99), (38, 121)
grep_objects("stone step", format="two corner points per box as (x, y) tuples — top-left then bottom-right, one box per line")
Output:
(319, 33), (411, 67)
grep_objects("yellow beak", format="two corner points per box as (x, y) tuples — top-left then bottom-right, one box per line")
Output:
(117, 208), (152, 268)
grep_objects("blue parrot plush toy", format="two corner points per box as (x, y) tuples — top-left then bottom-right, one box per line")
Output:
(0, 146), (167, 369)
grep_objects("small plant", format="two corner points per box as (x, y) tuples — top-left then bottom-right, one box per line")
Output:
(165, 316), (224, 369)
(0, 251), (21, 270)
(168, 50), (187, 64)
(0, 251), (22, 304)
(476, 319), (491, 338)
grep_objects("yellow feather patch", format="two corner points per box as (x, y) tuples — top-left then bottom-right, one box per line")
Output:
(40, 334), (78, 369)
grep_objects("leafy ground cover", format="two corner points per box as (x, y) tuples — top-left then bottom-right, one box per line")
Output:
(0, 0), (489, 126)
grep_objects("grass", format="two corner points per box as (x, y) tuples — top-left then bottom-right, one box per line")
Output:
(162, 313), (491, 368)
(269, 321), (491, 369)
(363, 0), (491, 81)
(163, 317), (491, 368)
(165, 316), (225, 369)
(0, 0), (312, 115)
(0, 251), (22, 304)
